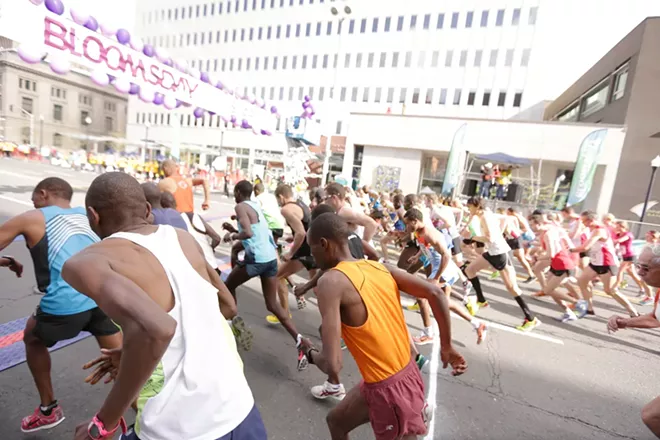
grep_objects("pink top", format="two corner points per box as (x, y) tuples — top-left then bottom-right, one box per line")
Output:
(617, 231), (635, 258)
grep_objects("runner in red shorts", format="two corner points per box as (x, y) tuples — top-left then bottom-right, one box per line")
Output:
(300, 213), (467, 440)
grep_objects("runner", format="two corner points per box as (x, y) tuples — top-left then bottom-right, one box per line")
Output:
(63, 172), (266, 440)
(324, 182), (379, 242)
(159, 159), (210, 213)
(404, 208), (487, 345)
(0, 177), (122, 433)
(462, 197), (541, 331)
(571, 211), (639, 317)
(223, 180), (309, 370)
(299, 212), (467, 440)
(254, 182), (286, 253)
(613, 220), (652, 304)
(379, 193), (407, 263)
(562, 206), (589, 272)
(141, 182), (188, 230)
(503, 208), (536, 282)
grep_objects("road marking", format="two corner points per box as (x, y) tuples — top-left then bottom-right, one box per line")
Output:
(0, 194), (32, 207)
(424, 323), (440, 440)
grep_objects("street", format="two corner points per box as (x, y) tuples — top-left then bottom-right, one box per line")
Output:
(0, 158), (657, 440)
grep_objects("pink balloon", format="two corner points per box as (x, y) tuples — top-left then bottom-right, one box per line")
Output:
(90, 69), (109, 86)
(49, 55), (70, 74)
(113, 76), (131, 93)
(29, 0), (44, 5)
(70, 8), (90, 26)
(17, 44), (43, 64)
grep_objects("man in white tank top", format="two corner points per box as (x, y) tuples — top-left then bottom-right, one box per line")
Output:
(62, 173), (266, 440)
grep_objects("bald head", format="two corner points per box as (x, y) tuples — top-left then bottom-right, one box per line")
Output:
(161, 191), (177, 209)
(141, 182), (162, 208)
(162, 159), (178, 177)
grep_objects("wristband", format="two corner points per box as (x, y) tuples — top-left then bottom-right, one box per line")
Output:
(1, 255), (15, 264)
(88, 414), (127, 440)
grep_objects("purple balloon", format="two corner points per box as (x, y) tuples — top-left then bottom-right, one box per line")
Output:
(221, 116), (228, 123)
(176, 100), (183, 108)
(153, 93), (164, 105)
(302, 101), (310, 109)
(143, 45), (155, 57)
(116, 29), (131, 45)
(230, 115), (237, 124)
(270, 106), (278, 114)
(129, 83), (140, 95)
(45, 0), (64, 15)
(304, 95), (311, 102)
(208, 111), (216, 116)
(193, 108), (205, 118)
(163, 59), (173, 67)
(260, 129), (271, 136)
(215, 81), (224, 90)
(84, 16), (99, 32)
(241, 120), (251, 129)
(200, 72), (210, 83)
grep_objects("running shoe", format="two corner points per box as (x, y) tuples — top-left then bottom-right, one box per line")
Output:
(489, 271), (500, 280)
(555, 310), (578, 323)
(516, 317), (541, 332)
(465, 300), (488, 316)
(311, 381), (346, 401)
(415, 354), (430, 373)
(21, 406), (65, 433)
(531, 291), (546, 298)
(475, 322), (488, 344)
(423, 402), (435, 429)
(463, 281), (473, 296)
(406, 303), (421, 312)
(573, 300), (588, 319)
(296, 342), (308, 371)
(340, 338), (348, 350)
(523, 276), (536, 284)
(639, 296), (654, 306)
(619, 280), (628, 289)
(296, 296), (307, 310)
(266, 314), (292, 324)
(231, 316), (254, 351)
(413, 333), (434, 346)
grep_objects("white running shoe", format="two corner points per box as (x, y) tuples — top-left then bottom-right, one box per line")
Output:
(311, 381), (346, 401)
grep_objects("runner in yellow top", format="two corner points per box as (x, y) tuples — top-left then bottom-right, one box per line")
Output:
(300, 213), (466, 440)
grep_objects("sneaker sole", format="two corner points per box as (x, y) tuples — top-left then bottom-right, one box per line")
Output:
(413, 339), (434, 346)
(21, 416), (66, 433)
(232, 317), (253, 351)
(297, 355), (309, 371)
(312, 392), (346, 401)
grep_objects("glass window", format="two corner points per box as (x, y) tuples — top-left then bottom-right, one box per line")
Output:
(268, 26), (272, 39)
(340, 87), (346, 102)
(498, 91), (506, 106)
(305, 23), (311, 36)
(424, 88), (432, 104)
(279, 87), (284, 100)
(344, 53), (351, 68)
(282, 55), (288, 69)
(239, 29), (243, 42)
(243, 0), (248, 11)
(423, 14), (431, 29)
(467, 91), (476, 106)
(356, 53), (362, 68)
(316, 22), (321, 36)
(521, 49), (531, 66)
(349, 19), (355, 33)
(288, 87), (294, 100)
(380, 52), (386, 67)
(437, 13), (444, 29)
(387, 87), (394, 103)
(459, 50), (467, 67)
(296, 24), (301, 37)
(474, 50), (482, 66)
(286, 24), (291, 37)
(248, 28), (254, 40)
(612, 64), (629, 101)
(581, 81), (609, 117)
(453, 89), (461, 105)
(496, 9), (505, 26)
(529, 7), (538, 25)
(336, 121), (342, 135)
(222, 59), (226, 71)
(445, 50), (453, 67)
(319, 87), (325, 101)
(397, 16), (404, 31)
(512, 8), (521, 25)
(392, 52), (399, 67)
(451, 12), (459, 28)
(333, 54), (338, 68)
(372, 17), (379, 32)
(302, 55), (307, 69)
(410, 15), (417, 30)
(558, 104), (579, 121)
(367, 53), (374, 67)
(399, 88), (407, 103)
(489, 50), (498, 67)
(384, 17), (391, 32)
(410, 88), (419, 104)
(404, 51), (412, 67)
(513, 92), (523, 107)
(292, 55), (298, 69)
(265, 56), (270, 69)
(363, 87), (369, 102)
(257, 27), (263, 39)
(483, 90), (491, 106)
(255, 57), (260, 70)
(505, 49), (514, 67)
(298, 87), (304, 101)
(360, 18), (366, 33)
(481, 10), (489, 27)
(237, 58), (242, 71)
(323, 54), (328, 68)
(465, 11), (473, 28)
(53, 104), (63, 121)
(418, 51), (425, 68)
(312, 55), (318, 68)
(439, 88), (447, 105)
(327, 21), (332, 35)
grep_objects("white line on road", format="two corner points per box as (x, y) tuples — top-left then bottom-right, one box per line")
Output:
(424, 323), (440, 440)
(0, 194), (33, 207)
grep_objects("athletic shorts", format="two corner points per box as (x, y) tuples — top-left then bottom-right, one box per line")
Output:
(271, 228), (284, 244)
(239, 259), (278, 278)
(440, 274), (459, 286)
(579, 252), (588, 259)
(622, 256), (634, 262)
(549, 267), (575, 277)
(405, 240), (419, 250)
(360, 361), (427, 440)
(120, 405), (267, 440)
(296, 255), (318, 271)
(506, 237), (522, 251)
(32, 306), (119, 348)
(483, 252), (511, 271)
(450, 237), (462, 256)
(463, 238), (485, 249)
(589, 264), (618, 276)
(522, 231), (535, 242)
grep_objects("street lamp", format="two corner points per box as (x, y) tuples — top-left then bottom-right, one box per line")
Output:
(321, 1), (352, 186)
(638, 155), (660, 234)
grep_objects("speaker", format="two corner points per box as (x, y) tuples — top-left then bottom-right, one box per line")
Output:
(505, 183), (520, 202)
(462, 179), (478, 196)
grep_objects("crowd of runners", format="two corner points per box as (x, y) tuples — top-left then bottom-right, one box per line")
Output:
(1, 166), (660, 439)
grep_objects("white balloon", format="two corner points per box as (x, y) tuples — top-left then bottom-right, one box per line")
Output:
(70, 8), (90, 26)
(99, 22), (117, 38)
(113, 76), (131, 93)
(29, 0), (44, 5)
(163, 95), (177, 110)
(139, 86), (155, 103)
(187, 67), (200, 79)
(129, 37), (144, 53)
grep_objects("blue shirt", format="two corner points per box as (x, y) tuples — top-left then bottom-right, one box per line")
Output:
(152, 208), (188, 231)
(237, 201), (277, 264)
(30, 206), (100, 315)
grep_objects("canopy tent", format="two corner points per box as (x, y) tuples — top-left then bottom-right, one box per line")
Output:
(475, 152), (532, 166)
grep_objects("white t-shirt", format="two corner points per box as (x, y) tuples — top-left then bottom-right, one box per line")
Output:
(181, 213), (218, 269)
(482, 211), (511, 255)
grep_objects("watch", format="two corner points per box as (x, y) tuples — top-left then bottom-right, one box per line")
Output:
(88, 414), (127, 440)
(1, 255), (15, 264)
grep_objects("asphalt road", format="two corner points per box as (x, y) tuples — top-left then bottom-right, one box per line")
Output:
(0, 158), (658, 440)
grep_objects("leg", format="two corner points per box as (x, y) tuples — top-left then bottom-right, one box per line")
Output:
(224, 265), (252, 301)
(627, 264), (651, 295)
(615, 261), (628, 288)
(600, 272), (638, 316)
(380, 233), (393, 262)
(500, 265), (536, 324)
(532, 260), (549, 290)
(577, 267), (597, 312)
(261, 276), (300, 341)
(23, 317), (54, 406)
(398, 246), (419, 270)
(326, 385), (371, 440)
(276, 259), (306, 313)
(463, 255), (491, 304)
(514, 248), (535, 278)
(94, 333), (122, 350)
(642, 395), (660, 438)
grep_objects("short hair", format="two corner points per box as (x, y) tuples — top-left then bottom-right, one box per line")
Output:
(161, 191), (176, 209)
(529, 214), (545, 225)
(547, 212), (560, 222)
(561, 206), (575, 214)
(308, 212), (351, 245)
(325, 182), (345, 199)
(404, 194), (418, 206)
(532, 209), (546, 216)
(34, 177), (73, 201)
(466, 196), (486, 210)
(404, 208), (424, 222)
(311, 204), (336, 220)
(496, 207), (505, 214)
(254, 182), (265, 194)
(86, 172), (146, 221)
(234, 180), (253, 198)
(309, 187), (324, 204)
(603, 213), (616, 222)
(581, 210), (597, 221)
(425, 193), (438, 203)
(507, 207), (517, 214)
(161, 159), (176, 176)
(141, 182), (161, 206)
(275, 184), (293, 199)
(392, 194), (404, 205)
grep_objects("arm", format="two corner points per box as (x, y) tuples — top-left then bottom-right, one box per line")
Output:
(306, 272), (344, 377)
(339, 208), (379, 242)
(0, 210), (41, 251)
(200, 217), (221, 249)
(191, 177), (211, 207)
(361, 239), (380, 261)
(281, 206), (307, 259)
(205, 261), (237, 319)
(608, 313), (660, 333)
(230, 204), (253, 241)
(293, 269), (325, 297)
(62, 253), (177, 429)
(572, 230), (603, 253)
(425, 230), (451, 281)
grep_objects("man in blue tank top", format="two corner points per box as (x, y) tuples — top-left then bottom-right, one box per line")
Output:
(0, 177), (121, 433)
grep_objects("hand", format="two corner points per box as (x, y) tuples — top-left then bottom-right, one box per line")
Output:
(202, 201), (210, 211)
(293, 283), (308, 297)
(607, 315), (626, 333)
(0, 257), (23, 278)
(441, 346), (467, 376)
(300, 337), (315, 352)
(221, 222), (236, 233)
(73, 421), (91, 440)
(407, 255), (419, 264)
(223, 232), (234, 243)
(83, 347), (122, 385)
(281, 253), (292, 263)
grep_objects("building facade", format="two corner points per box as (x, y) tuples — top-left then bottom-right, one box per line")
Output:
(0, 46), (128, 151)
(544, 17), (660, 221)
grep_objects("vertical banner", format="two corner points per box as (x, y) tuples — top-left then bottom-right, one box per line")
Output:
(441, 123), (467, 195)
(566, 129), (608, 206)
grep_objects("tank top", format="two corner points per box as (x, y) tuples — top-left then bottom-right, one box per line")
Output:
(588, 225), (619, 266)
(108, 226), (254, 440)
(238, 201), (277, 264)
(437, 205), (459, 238)
(181, 213), (218, 269)
(543, 226), (577, 271)
(169, 175), (195, 213)
(481, 212), (511, 255)
(617, 231), (635, 258)
(30, 206), (99, 315)
(285, 200), (312, 257)
(335, 260), (410, 383)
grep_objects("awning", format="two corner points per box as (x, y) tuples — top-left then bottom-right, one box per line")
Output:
(475, 152), (531, 166)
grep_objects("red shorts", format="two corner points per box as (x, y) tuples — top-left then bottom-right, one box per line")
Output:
(360, 361), (427, 440)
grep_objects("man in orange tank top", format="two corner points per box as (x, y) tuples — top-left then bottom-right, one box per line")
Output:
(301, 213), (466, 440)
(158, 160), (210, 213)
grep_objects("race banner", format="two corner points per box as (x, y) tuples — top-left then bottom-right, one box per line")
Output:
(566, 128), (608, 206)
(441, 123), (467, 195)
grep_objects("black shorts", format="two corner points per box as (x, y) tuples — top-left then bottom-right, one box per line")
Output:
(405, 240), (419, 250)
(33, 306), (119, 348)
(549, 267), (575, 277)
(463, 238), (485, 249)
(622, 256), (634, 262)
(271, 228), (284, 244)
(450, 237), (462, 256)
(296, 255), (318, 271)
(589, 264), (618, 276)
(579, 252), (588, 259)
(506, 237), (522, 251)
(240, 259), (278, 278)
(483, 252), (511, 271)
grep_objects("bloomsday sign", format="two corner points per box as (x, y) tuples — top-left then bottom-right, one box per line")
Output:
(2, 0), (277, 135)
